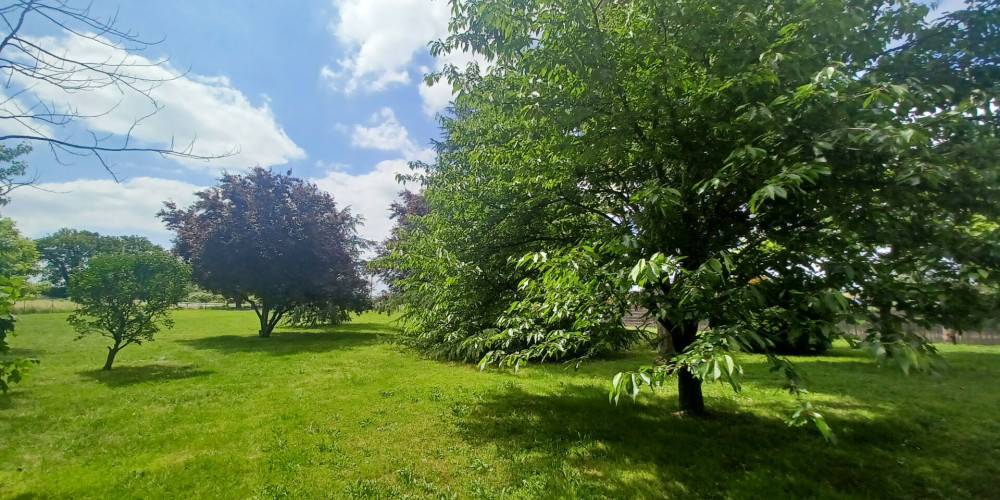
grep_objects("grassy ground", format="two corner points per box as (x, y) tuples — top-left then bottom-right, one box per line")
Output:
(1, 310), (999, 499)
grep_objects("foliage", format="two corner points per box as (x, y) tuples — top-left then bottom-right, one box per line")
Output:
(2, 310), (1000, 498)
(35, 229), (161, 296)
(375, 146), (646, 362)
(66, 250), (189, 370)
(0, 274), (37, 393)
(159, 167), (370, 337)
(0, 217), (38, 278)
(393, 0), (1000, 425)
(370, 189), (430, 312)
(183, 284), (227, 304)
(0, 143), (33, 205)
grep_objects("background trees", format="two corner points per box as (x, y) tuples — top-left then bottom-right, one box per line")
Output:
(66, 249), (189, 370)
(159, 168), (370, 338)
(389, 0), (1000, 422)
(36, 229), (160, 296)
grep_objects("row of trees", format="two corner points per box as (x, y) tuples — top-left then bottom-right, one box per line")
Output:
(374, 0), (1000, 433)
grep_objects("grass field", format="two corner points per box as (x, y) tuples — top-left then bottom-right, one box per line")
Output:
(2, 310), (999, 499)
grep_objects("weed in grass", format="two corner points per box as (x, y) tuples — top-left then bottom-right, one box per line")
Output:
(345, 478), (397, 499)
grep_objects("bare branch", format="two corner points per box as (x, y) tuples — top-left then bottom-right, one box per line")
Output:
(0, 0), (235, 170)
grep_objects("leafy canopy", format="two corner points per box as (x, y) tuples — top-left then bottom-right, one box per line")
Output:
(159, 168), (370, 337)
(392, 0), (1000, 431)
(67, 250), (189, 370)
(35, 229), (160, 296)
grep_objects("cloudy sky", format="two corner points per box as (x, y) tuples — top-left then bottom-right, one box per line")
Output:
(0, 0), (965, 249)
(0, 0), (463, 248)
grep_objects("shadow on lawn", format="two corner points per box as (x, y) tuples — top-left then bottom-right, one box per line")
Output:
(78, 363), (212, 387)
(2, 347), (45, 358)
(454, 382), (995, 499)
(180, 324), (382, 355)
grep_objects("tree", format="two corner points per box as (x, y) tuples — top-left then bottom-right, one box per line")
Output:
(396, 0), (1000, 426)
(0, 217), (37, 278)
(158, 168), (370, 338)
(66, 250), (189, 370)
(0, 275), (37, 393)
(35, 229), (159, 296)
(0, 0), (233, 171)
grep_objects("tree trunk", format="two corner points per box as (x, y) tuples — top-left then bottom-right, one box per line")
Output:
(878, 302), (899, 343)
(103, 346), (120, 371)
(670, 320), (706, 415)
(655, 320), (675, 365)
(677, 366), (705, 414)
(258, 305), (272, 337)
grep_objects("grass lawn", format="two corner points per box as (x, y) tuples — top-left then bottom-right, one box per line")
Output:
(2, 310), (999, 499)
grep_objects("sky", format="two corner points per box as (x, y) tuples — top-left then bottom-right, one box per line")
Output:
(0, 0), (967, 250)
(0, 0), (465, 249)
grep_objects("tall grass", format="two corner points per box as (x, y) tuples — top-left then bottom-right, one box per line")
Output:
(13, 299), (76, 314)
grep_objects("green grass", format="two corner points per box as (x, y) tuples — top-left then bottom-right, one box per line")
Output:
(2, 310), (999, 499)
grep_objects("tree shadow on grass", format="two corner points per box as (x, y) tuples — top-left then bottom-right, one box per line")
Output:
(453, 383), (996, 500)
(1, 347), (45, 358)
(78, 363), (212, 387)
(179, 325), (382, 356)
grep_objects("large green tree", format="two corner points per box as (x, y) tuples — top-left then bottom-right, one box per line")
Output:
(67, 250), (189, 370)
(158, 168), (370, 338)
(392, 0), (1000, 426)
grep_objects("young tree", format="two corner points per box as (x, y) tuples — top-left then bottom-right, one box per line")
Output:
(35, 229), (160, 296)
(67, 250), (189, 370)
(158, 168), (370, 338)
(396, 0), (1000, 426)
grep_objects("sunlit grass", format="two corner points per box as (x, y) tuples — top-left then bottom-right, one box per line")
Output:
(1, 310), (998, 499)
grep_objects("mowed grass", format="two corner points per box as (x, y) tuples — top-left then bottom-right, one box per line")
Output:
(2, 310), (999, 499)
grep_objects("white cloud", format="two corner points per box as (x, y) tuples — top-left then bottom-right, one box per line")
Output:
(312, 159), (417, 246)
(4, 34), (306, 171)
(1, 164), (417, 260)
(418, 47), (490, 116)
(351, 107), (434, 163)
(323, 0), (451, 94)
(1, 177), (203, 247)
(419, 79), (455, 116)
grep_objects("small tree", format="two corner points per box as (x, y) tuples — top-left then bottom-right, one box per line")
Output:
(67, 251), (189, 370)
(158, 168), (370, 338)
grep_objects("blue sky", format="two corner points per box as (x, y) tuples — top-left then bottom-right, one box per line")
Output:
(0, 0), (966, 249)
(1, 0), (465, 248)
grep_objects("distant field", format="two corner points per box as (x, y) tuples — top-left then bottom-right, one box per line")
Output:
(12, 299), (76, 314)
(1, 310), (999, 499)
